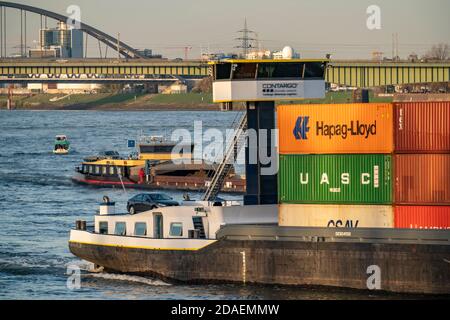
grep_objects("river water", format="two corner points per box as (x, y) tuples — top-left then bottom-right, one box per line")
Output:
(0, 110), (426, 300)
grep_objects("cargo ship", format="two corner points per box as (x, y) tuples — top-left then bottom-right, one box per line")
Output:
(69, 200), (450, 295)
(72, 136), (245, 193)
(69, 101), (450, 295)
(69, 60), (450, 295)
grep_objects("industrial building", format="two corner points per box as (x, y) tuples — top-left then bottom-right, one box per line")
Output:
(29, 22), (83, 58)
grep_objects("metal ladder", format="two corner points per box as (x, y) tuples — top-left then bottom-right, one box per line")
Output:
(202, 112), (247, 201)
(192, 217), (206, 239)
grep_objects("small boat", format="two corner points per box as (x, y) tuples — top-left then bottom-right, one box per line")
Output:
(54, 135), (70, 155)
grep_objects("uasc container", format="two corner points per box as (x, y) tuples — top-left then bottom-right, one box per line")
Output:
(394, 102), (450, 153)
(394, 154), (450, 205)
(279, 204), (394, 228)
(279, 154), (392, 204)
(277, 103), (393, 154)
(395, 206), (450, 230)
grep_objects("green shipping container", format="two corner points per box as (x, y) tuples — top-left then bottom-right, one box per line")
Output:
(279, 154), (392, 204)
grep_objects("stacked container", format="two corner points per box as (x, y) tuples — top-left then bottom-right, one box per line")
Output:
(277, 101), (450, 230)
(393, 102), (450, 229)
(277, 103), (396, 228)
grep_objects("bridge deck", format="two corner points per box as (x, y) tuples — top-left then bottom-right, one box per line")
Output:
(0, 60), (449, 87)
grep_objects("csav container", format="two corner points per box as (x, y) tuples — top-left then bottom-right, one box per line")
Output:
(277, 103), (393, 154)
(394, 154), (450, 205)
(279, 154), (392, 204)
(394, 206), (450, 230)
(394, 102), (450, 153)
(279, 204), (394, 228)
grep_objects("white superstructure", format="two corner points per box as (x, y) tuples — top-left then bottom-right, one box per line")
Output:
(69, 202), (278, 251)
(210, 59), (329, 103)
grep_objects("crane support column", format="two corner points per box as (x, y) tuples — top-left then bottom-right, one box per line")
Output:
(244, 101), (278, 205)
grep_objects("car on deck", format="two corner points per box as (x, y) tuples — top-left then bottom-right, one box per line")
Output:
(127, 193), (179, 214)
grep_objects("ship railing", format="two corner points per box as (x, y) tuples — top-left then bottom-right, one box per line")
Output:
(155, 175), (245, 193)
(202, 112), (247, 201)
(216, 225), (450, 246)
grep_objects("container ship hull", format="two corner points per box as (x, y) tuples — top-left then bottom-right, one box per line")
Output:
(69, 227), (450, 295)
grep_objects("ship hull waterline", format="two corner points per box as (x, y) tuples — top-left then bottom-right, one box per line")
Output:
(69, 235), (450, 295)
(71, 173), (245, 194)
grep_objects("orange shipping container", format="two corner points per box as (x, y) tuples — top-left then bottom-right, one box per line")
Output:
(277, 103), (393, 154)
(394, 102), (450, 153)
(394, 154), (450, 205)
(395, 206), (450, 230)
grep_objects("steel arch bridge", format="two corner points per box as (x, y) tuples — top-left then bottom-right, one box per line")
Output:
(0, 1), (145, 59)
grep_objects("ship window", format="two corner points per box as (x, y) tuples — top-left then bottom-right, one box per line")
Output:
(115, 222), (127, 236)
(117, 167), (122, 176)
(170, 222), (183, 237)
(134, 222), (147, 237)
(88, 166), (93, 174)
(257, 63), (304, 79)
(215, 63), (232, 80)
(95, 166), (100, 175)
(304, 62), (326, 78)
(99, 222), (108, 235)
(102, 166), (107, 175)
(232, 63), (257, 79)
(109, 167), (115, 175)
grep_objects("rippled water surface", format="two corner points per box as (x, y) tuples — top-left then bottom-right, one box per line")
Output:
(0, 110), (428, 300)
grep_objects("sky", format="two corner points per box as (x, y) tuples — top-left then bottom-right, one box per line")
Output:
(2, 0), (449, 59)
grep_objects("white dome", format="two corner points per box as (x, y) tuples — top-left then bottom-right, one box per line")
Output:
(282, 46), (294, 59)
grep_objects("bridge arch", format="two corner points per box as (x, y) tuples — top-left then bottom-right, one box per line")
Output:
(0, 1), (145, 59)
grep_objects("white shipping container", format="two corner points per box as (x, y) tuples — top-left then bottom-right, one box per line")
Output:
(279, 204), (394, 228)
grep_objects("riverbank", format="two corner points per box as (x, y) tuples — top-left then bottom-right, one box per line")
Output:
(0, 92), (221, 111)
(0, 91), (394, 111)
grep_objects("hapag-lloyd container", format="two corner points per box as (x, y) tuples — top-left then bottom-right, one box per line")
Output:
(395, 102), (450, 153)
(279, 204), (394, 228)
(279, 154), (392, 204)
(394, 154), (450, 205)
(395, 206), (450, 230)
(277, 103), (393, 154)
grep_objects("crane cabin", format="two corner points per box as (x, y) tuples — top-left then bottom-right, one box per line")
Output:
(210, 59), (329, 103)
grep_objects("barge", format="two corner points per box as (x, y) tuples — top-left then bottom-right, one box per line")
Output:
(72, 136), (245, 193)
(69, 201), (450, 295)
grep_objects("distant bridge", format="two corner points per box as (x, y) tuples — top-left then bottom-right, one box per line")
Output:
(0, 77), (180, 85)
(327, 61), (450, 88)
(0, 59), (449, 87)
(0, 59), (210, 78)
